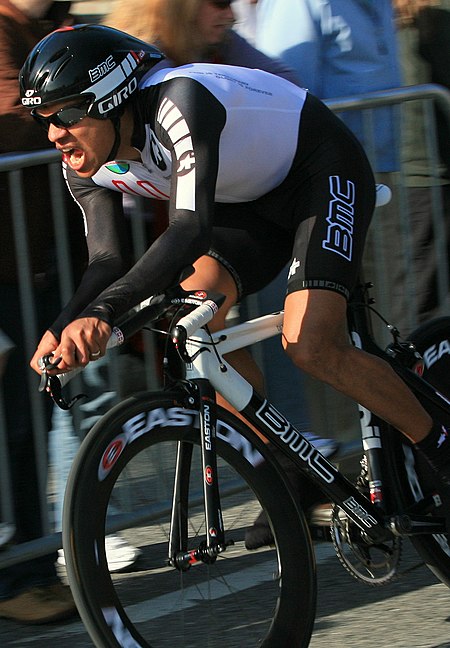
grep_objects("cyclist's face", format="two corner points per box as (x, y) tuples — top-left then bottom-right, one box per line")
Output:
(197, 0), (234, 46)
(36, 100), (115, 178)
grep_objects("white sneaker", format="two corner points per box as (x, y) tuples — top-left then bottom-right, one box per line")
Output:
(57, 534), (142, 573)
(302, 432), (339, 458)
(0, 523), (15, 548)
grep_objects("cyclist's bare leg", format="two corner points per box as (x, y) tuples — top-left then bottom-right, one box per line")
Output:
(181, 256), (237, 330)
(181, 255), (267, 438)
(282, 289), (433, 444)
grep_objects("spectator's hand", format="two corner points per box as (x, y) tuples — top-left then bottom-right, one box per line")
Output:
(393, 0), (440, 26)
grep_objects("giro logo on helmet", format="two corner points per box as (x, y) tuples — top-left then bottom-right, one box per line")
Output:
(98, 77), (138, 115)
(21, 89), (41, 106)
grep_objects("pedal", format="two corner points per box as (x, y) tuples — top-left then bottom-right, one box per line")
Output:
(403, 491), (443, 515)
(388, 514), (446, 536)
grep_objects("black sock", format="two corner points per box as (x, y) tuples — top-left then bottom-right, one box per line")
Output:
(415, 422), (450, 470)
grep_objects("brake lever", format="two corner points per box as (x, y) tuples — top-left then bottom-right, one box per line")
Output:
(38, 354), (86, 410)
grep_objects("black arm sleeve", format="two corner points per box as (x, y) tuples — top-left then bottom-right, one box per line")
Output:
(49, 173), (131, 338)
(64, 79), (227, 329)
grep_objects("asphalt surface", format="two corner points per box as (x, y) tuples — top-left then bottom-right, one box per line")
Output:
(1, 539), (449, 647)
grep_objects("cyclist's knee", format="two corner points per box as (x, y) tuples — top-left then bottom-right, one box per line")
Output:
(283, 335), (347, 381)
(282, 290), (350, 379)
(284, 339), (322, 377)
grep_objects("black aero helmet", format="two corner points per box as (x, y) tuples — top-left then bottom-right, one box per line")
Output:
(19, 24), (164, 119)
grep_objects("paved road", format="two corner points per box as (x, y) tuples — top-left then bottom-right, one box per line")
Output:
(1, 539), (449, 647)
(312, 543), (450, 647)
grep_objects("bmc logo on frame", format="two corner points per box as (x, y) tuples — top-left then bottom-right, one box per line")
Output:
(255, 400), (337, 484)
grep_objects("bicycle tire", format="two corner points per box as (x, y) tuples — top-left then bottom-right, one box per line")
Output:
(384, 317), (450, 587)
(62, 389), (316, 647)
(409, 316), (450, 401)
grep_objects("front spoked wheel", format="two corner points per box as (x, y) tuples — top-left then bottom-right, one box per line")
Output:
(63, 391), (316, 647)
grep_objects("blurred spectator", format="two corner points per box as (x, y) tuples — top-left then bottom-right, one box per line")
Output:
(414, 0), (450, 175)
(103, 0), (299, 82)
(253, 0), (449, 333)
(232, 0), (258, 43)
(389, 0), (450, 326)
(253, 0), (401, 173)
(50, 353), (146, 573)
(0, 0), (83, 624)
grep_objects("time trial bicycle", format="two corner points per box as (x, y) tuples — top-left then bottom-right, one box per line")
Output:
(38, 269), (450, 648)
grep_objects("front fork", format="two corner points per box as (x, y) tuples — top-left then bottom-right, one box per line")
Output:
(168, 379), (232, 571)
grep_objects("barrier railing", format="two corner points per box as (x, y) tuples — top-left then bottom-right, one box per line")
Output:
(326, 83), (450, 331)
(1, 83), (449, 569)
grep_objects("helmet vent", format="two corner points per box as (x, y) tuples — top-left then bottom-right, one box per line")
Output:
(53, 55), (73, 80)
(35, 71), (50, 93)
(27, 48), (41, 73)
(48, 47), (69, 64)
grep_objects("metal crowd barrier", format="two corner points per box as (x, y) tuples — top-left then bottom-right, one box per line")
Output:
(1, 83), (449, 569)
(327, 83), (450, 335)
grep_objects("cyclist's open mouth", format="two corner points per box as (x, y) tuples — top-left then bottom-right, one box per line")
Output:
(62, 148), (84, 171)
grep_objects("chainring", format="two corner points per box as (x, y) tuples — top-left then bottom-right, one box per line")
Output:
(330, 504), (402, 585)
(330, 456), (402, 586)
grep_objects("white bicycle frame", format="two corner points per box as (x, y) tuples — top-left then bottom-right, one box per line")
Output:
(184, 311), (284, 412)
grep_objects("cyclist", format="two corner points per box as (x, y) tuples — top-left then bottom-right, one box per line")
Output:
(20, 25), (450, 493)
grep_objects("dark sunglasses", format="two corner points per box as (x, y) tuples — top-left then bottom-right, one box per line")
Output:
(31, 99), (91, 130)
(209, 0), (232, 8)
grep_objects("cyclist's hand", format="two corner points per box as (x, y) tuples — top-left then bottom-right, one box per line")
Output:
(52, 317), (112, 371)
(32, 318), (112, 373)
(30, 330), (59, 374)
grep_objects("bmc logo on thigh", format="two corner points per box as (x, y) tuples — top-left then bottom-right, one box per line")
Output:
(322, 175), (355, 261)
